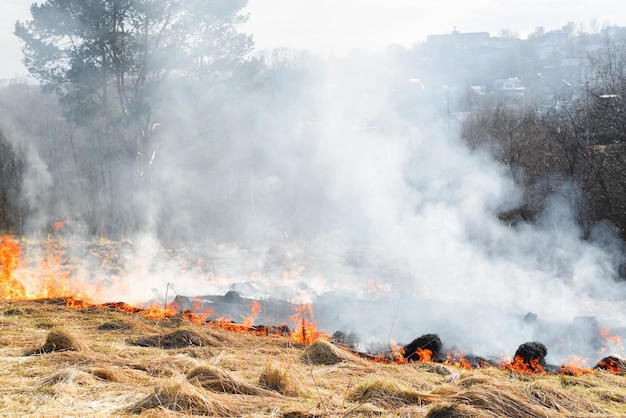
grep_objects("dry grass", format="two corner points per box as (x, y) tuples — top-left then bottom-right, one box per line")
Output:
(301, 338), (364, 365)
(259, 362), (301, 396)
(0, 299), (625, 417)
(348, 376), (438, 408)
(186, 364), (277, 396)
(126, 379), (241, 416)
(24, 327), (88, 355)
(127, 328), (221, 349)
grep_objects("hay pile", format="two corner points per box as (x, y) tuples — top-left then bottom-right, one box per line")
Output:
(301, 339), (362, 365)
(186, 364), (276, 396)
(24, 328), (88, 355)
(127, 328), (219, 349)
(348, 377), (438, 409)
(126, 379), (240, 416)
(97, 320), (131, 331)
(258, 362), (300, 396)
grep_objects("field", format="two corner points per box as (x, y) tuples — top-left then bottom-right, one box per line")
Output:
(0, 298), (625, 417)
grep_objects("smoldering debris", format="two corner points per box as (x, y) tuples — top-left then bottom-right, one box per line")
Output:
(595, 356), (626, 375)
(403, 333), (445, 363)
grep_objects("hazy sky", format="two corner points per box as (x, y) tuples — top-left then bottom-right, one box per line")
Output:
(2, 0), (626, 79)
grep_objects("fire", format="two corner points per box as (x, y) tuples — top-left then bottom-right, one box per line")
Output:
(367, 279), (389, 295)
(207, 301), (262, 333)
(416, 348), (433, 362)
(243, 300), (261, 327)
(445, 350), (474, 370)
(1, 235), (97, 302)
(560, 355), (593, 376)
(501, 355), (545, 375)
(140, 302), (177, 319)
(290, 303), (327, 344)
(596, 357), (623, 374)
(0, 235), (26, 299)
(178, 297), (214, 324)
(35, 241), (97, 301)
(389, 339), (407, 364)
(599, 327), (624, 355)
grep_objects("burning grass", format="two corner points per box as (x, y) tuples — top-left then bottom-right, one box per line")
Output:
(1, 234), (626, 416)
(0, 299), (625, 417)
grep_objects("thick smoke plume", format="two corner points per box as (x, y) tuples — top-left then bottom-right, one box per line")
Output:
(3, 39), (625, 366)
(143, 50), (626, 364)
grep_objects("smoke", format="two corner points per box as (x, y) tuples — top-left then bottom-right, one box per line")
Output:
(2, 40), (625, 366)
(131, 48), (626, 365)
(0, 84), (57, 234)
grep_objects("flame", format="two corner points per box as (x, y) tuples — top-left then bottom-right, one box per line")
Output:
(501, 355), (545, 375)
(445, 350), (473, 370)
(560, 355), (593, 376)
(243, 300), (261, 327)
(416, 348), (433, 362)
(4, 232), (619, 375)
(0, 235), (26, 299)
(596, 357), (623, 374)
(290, 303), (327, 344)
(599, 327), (624, 356)
(206, 300), (261, 332)
(0, 235), (97, 302)
(367, 279), (389, 295)
(389, 339), (407, 364)
(53, 221), (66, 231)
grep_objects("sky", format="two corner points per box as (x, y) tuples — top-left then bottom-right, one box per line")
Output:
(2, 0), (626, 79)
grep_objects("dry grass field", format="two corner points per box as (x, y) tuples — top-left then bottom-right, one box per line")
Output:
(0, 298), (624, 417)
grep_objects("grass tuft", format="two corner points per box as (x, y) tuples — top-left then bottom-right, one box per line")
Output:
(25, 327), (87, 355)
(127, 328), (219, 349)
(126, 379), (240, 416)
(186, 364), (276, 396)
(301, 339), (361, 365)
(348, 377), (437, 408)
(258, 362), (300, 396)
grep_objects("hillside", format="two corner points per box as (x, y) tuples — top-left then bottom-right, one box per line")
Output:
(0, 298), (624, 417)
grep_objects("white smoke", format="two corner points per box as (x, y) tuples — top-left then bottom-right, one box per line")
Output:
(3, 47), (624, 367)
(214, 53), (626, 365)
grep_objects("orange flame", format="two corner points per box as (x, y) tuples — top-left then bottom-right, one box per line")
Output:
(367, 279), (389, 295)
(416, 348), (433, 362)
(243, 300), (261, 327)
(389, 339), (407, 364)
(0, 235), (26, 299)
(596, 357), (623, 374)
(559, 355), (593, 376)
(290, 303), (327, 344)
(445, 350), (473, 370)
(599, 327), (624, 355)
(0, 235), (97, 302)
(501, 355), (545, 375)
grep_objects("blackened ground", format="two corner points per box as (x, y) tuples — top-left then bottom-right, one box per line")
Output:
(172, 292), (298, 326)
